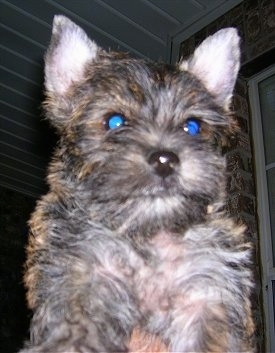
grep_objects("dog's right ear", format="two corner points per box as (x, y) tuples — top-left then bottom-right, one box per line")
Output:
(45, 15), (99, 96)
(44, 16), (102, 130)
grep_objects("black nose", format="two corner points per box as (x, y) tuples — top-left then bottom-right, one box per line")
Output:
(148, 150), (180, 178)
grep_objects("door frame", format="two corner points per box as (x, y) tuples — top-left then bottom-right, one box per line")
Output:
(249, 65), (275, 352)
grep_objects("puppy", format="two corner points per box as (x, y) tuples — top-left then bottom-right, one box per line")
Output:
(20, 16), (254, 353)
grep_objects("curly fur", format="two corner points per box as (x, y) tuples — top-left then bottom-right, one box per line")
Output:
(20, 16), (254, 353)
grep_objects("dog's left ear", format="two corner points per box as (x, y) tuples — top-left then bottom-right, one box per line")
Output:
(45, 15), (99, 96)
(180, 28), (240, 109)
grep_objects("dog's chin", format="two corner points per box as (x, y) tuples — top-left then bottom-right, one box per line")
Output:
(133, 184), (197, 219)
(129, 175), (184, 199)
(136, 185), (181, 198)
(126, 181), (211, 228)
(115, 193), (207, 239)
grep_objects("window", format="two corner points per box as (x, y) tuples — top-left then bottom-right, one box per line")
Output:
(249, 66), (275, 352)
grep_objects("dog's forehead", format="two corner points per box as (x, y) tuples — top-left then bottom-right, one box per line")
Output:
(85, 58), (204, 107)
(87, 58), (180, 88)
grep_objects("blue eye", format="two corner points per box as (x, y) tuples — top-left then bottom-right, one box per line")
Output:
(106, 114), (126, 130)
(184, 118), (201, 136)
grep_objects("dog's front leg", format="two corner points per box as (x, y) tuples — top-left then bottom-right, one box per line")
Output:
(146, 224), (253, 353)
(161, 288), (252, 353)
(20, 227), (140, 353)
(163, 297), (230, 352)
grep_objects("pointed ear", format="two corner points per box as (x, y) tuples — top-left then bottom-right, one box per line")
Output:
(45, 15), (99, 95)
(180, 28), (240, 109)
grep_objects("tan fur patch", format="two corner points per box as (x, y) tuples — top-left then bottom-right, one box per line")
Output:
(128, 328), (167, 353)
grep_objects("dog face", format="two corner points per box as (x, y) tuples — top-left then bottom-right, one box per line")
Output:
(44, 16), (240, 235)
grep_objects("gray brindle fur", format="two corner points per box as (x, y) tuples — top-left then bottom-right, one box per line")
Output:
(20, 16), (254, 352)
